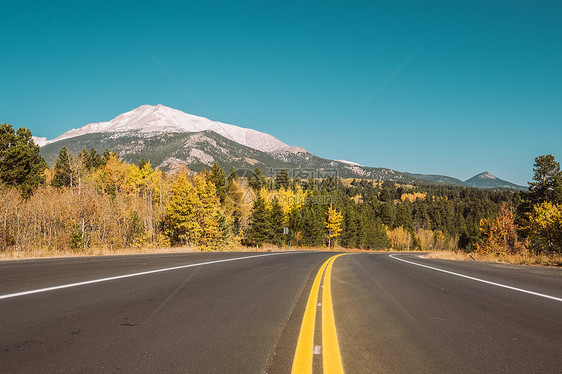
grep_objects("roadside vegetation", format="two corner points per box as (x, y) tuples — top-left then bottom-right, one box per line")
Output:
(1, 123), (561, 265)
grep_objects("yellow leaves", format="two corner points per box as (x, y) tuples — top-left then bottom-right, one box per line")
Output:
(386, 226), (412, 250)
(92, 154), (128, 195)
(259, 186), (308, 214)
(325, 204), (343, 239)
(164, 171), (224, 251)
(476, 203), (522, 255)
(528, 201), (562, 232)
(400, 192), (427, 202)
(526, 201), (562, 253)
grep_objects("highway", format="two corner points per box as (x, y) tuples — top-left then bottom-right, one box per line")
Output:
(1, 252), (560, 373)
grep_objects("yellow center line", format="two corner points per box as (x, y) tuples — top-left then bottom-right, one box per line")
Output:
(322, 254), (346, 374)
(291, 253), (347, 374)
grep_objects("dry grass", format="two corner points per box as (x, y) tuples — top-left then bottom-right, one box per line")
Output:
(426, 250), (562, 267)
(0, 246), (201, 261)
(0, 244), (388, 261)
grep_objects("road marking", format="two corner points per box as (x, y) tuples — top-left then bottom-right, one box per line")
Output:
(322, 254), (346, 374)
(389, 254), (562, 302)
(314, 345), (322, 355)
(291, 254), (347, 374)
(291, 256), (332, 374)
(0, 252), (300, 301)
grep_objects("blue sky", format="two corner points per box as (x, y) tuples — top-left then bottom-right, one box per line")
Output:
(1, 0), (561, 185)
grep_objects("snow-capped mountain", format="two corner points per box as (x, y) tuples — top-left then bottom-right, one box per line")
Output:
(35, 104), (526, 190)
(38, 104), (289, 153)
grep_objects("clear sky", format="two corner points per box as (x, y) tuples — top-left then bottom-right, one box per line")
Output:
(1, 0), (561, 185)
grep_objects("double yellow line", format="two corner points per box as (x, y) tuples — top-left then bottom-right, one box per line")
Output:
(292, 254), (347, 374)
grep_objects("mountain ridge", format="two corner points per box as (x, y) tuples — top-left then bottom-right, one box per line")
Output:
(34, 104), (527, 190)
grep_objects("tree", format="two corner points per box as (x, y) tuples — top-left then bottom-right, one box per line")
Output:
(275, 169), (290, 190)
(164, 173), (198, 245)
(0, 124), (47, 197)
(208, 162), (226, 203)
(164, 172), (224, 250)
(476, 203), (522, 255)
(528, 154), (562, 204)
(325, 204), (343, 248)
(248, 168), (266, 191)
(52, 146), (73, 188)
(245, 196), (271, 246)
(526, 201), (562, 254)
(268, 198), (286, 247)
(227, 166), (237, 185)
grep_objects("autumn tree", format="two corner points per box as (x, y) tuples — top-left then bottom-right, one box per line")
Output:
(526, 201), (562, 254)
(476, 203), (522, 255)
(164, 172), (224, 250)
(325, 204), (343, 248)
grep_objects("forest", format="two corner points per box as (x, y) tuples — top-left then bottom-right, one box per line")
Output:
(1, 123), (561, 259)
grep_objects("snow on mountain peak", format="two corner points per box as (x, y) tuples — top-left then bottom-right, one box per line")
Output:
(478, 171), (497, 179)
(43, 104), (291, 153)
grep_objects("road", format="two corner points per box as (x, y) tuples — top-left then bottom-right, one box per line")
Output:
(0, 252), (560, 373)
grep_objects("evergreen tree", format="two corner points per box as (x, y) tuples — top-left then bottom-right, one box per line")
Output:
(275, 169), (290, 190)
(89, 148), (104, 168)
(245, 196), (270, 246)
(227, 166), (237, 185)
(0, 124), (47, 197)
(138, 158), (147, 169)
(528, 154), (562, 204)
(248, 168), (266, 191)
(268, 198), (286, 247)
(208, 162), (226, 204)
(52, 146), (73, 188)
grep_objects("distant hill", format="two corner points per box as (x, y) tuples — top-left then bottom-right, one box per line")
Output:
(464, 172), (526, 190)
(35, 104), (527, 190)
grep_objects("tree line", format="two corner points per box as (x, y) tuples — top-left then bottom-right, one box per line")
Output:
(1, 123), (560, 256)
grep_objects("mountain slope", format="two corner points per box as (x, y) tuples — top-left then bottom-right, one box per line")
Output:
(35, 104), (526, 189)
(38, 104), (289, 153)
(464, 172), (525, 190)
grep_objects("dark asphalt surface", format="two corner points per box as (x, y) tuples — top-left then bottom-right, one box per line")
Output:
(1, 252), (560, 373)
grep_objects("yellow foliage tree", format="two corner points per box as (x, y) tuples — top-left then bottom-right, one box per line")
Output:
(164, 172), (224, 251)
(526, 201), (562, 254)
(325, 204), (343, 248)
(476, 203), (523, 255)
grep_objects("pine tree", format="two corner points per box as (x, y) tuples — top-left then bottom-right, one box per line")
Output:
(0, 124), (47, 197)
(268, 198), (286, 247)
(529, 154), (562, 204)
(275, 169), (290, 190)
(208, 162), (226, 204)
(249, 168), (266, 191)
(52, 146), (73, 188)
(245, 196), (271, 246)
(227, 166), (237, 185)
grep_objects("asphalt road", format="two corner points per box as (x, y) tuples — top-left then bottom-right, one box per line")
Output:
(0, 251), (560, 373)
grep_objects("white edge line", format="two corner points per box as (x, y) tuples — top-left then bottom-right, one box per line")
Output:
(0, 252), (301, 300)
(389, 254), (562, 302)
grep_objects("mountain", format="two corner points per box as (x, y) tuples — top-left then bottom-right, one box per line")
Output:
(35, 104), (526, 190)
(37, 104), (290, 153)
(464, 172), (525, 190)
